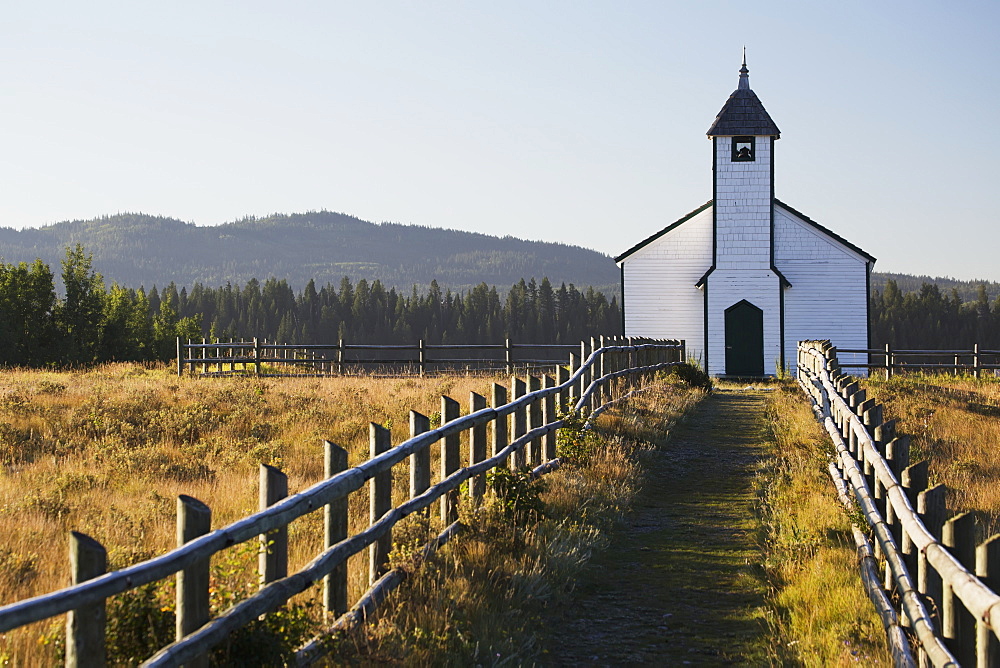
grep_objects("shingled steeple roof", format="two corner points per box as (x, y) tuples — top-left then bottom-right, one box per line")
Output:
(706, 56), (780, 138)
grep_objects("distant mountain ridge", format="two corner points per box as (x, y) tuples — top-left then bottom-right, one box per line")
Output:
(0, 211), (621, 294)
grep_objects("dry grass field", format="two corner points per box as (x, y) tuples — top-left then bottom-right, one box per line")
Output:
(862, 372), (1000, 536)
(0, 363), (512, 664)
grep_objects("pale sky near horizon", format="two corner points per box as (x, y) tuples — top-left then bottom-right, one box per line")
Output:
(1, 1), (997, 280)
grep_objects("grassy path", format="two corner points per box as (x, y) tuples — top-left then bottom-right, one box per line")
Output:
(546, 389), (771, 666)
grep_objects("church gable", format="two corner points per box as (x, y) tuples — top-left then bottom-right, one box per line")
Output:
(774, 201), (874, 265)
(615, 201), (712, 263)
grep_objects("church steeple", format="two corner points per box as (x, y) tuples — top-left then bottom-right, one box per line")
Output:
(707, 55), (780, 138)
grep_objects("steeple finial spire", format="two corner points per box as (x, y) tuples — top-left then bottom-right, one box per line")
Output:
(738, 48), (750, 90)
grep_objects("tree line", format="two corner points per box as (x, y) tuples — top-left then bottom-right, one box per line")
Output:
(870, 279), (1000, 349)
(0, 246), (621, 366)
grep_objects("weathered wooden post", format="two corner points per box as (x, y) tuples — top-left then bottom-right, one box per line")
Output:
(469, 392), (487, 502)
(505, 338), (513, 375)
(370, 423), (392, 582)
(917, 484), (947, 616)
(527, 376), (542, 465)
(511, 377), (527, 470)
(942, 512), (976, 665)
(580, 340), (591, 407)
(418, 339), (427, 377)
(259, 464), (288, 587)
(323, 441), (349, 617)
(253, 337), (262, 376)
(977, 534), (1000, 667)
(440, 397), (461, 523)
(974, 343), (981, 380)
(337, 338), (344, 374)
(556, 364), (569, 415)
(176, 495), (211, 667)
(67, 532), (107, 668)
(567, 353), (578, 405)
(902, 460), (930, 578)
(885, 343), (893, 380)
(409, 412), (431, 501)
(491, 384), (508, 463)
(543, 375), (557, 461)
(176, 337), (184, 377)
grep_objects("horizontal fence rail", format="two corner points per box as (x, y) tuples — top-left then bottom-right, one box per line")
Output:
(0, 336), (685, 667)
(837, 344), (1000, 379)
(174, 337), (607, 377)
(798, 341), (1000, 667)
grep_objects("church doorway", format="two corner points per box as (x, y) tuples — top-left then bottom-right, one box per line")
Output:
(724, 300), (764, 376)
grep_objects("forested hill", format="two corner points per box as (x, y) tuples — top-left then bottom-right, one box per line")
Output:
(0, 211), (620, 294)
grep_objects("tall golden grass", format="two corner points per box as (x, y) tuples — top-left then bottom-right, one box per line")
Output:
(863, 372), (1000, 536)
(0, 363), (508, 664)
(757, 381), (889, 665)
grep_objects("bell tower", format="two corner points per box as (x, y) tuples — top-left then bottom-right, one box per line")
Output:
(707, 55), (780, 271)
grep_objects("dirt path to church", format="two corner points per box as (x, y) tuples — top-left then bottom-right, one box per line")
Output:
(544, 389), (772, 666)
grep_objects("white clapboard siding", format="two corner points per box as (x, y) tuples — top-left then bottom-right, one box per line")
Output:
(706, 268), (782, 376)
(774, 204), (870, 375)
(715, 137), (772, 270)
(622, 207), (712, 363)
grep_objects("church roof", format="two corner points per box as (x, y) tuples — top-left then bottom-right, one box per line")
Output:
(706, 60), (780, 138)
(614, 199), (876, 264)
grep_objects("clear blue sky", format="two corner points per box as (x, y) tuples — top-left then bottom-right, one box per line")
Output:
(1, 1), (997, 280)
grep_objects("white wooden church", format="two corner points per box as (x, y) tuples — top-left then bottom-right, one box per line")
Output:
(616, 59), (875, 377)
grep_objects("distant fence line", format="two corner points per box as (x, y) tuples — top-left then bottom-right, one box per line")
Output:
(175, 338), (615, 377)
(798, 341), (1000, 667)
(0, 336), (685, 667)
(837, 344), (1000, 379)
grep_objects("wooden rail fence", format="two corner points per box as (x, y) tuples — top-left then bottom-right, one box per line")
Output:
(175, 338), (618, 377)
(837, 344), (1000, 380)
(0, 337), (684, 667)
(798, 341), (1000, 667)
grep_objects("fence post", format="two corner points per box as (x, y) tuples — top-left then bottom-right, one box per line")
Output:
(885, 343), (893, 380)
(418, 339), (426, 377)
(556, 364), (569, 415)
(259, 465), (288, 587)
(176, 495), (211, 667)
(567, 353), (578, 405)
(323, 441), (349, 617)
(977, 534), (1000, 667)
(902, 460), (930, 578)
(511, 377), (527, 470)
(543, 375), (557, 461)
(409, 412), (431, 501)
(253, 337), (262, 375)
(491, 384), (508, 463)
(942, 511), (977, 665)
(440, 397), (461, 524)
(469, 392), (487, 502)
(974, 343), (981, 380)
(369, 423), (392, 582)
(66, 532), (107, 668)
(527, 376), (542, 466)
(917, 484), (947, 617)
(505, 338), (513, 375)
(177, 337), (184, 377)
(580, 340), (591, 407)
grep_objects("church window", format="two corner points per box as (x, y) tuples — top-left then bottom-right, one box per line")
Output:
(732, 136), (755, 162)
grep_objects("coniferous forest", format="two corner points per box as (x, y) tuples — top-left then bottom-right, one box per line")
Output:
(0, 246), (620, 366)
(3, 245), (1000, 368)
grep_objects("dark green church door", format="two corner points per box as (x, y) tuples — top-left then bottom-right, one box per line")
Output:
(724, 300), (764, 376)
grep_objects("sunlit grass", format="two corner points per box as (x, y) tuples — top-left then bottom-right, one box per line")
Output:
(862, 372), (1000, 536)
(0, 363), (505, 664)
(758, 382), (889, 666)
